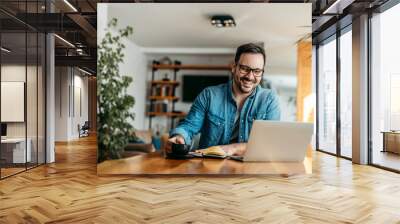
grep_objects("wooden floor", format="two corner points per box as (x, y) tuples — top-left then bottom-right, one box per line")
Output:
(1, 167), (26, 178)
(1, 164), (45, 178)
(1, 136), (400, 223)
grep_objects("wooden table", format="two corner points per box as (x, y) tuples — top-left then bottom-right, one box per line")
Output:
(97, 152), (312, 176)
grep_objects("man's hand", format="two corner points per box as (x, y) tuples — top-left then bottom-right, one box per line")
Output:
(165, 135), (185, 153)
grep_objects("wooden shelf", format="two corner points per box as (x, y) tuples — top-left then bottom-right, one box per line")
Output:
(147, 112), (186, 117)
(148, 96), (179, 101)
(152, 64), (231, 71)
(150, 80), (179, 86)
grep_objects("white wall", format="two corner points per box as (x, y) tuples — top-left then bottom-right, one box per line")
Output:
(97, 3), (148, 131)
(97, 4), (108, 46)
(119, 40), (147, 131)
(54, 67), (89, 141)
(55, 67), (68, 141)
(71, 74), (89, 138)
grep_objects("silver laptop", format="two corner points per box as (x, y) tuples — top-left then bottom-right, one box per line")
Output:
(243, 120), (314, 162)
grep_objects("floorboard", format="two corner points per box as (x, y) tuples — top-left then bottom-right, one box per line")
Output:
(1, 135), (399, 223)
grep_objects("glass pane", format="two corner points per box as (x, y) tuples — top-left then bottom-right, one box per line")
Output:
(0, 1), (46, 178)
(27, 31), (38, 169)
(38, 33), (45, 165)
(371, 4), (400, 171)
(340, 29), (352, 158)
(1, 31), (27, 177)
(318, 37), (337, 154)
(26, 0), (39, 14)
(0, 1), (26, 13)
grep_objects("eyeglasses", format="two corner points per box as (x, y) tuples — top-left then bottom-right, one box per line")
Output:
(237, 64), (264, 77)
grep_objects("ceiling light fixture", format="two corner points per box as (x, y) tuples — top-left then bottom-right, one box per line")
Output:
(211, 15), (236, 28)
(76, 48), (84, 55)
(54, 34), (75, 48)
(63, 0), (78, 12)
(322, 0), (354, 15)
(78, 67), (92, 76)
(1, 47), (11, 53)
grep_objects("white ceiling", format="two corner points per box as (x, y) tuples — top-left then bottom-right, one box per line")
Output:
(106, 3), (311, 70)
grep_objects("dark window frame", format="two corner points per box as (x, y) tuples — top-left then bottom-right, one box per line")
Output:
(315, 20), (352, 161)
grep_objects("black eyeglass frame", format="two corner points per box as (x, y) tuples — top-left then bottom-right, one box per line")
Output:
(236, 63), (264, 77)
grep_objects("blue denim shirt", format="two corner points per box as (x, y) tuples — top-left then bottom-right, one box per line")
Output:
(170, 80), (281, 149)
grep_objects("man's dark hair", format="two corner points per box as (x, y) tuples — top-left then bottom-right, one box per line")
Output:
(234, 43), (266, 67)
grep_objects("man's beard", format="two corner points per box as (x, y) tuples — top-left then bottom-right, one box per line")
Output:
(234, 75), (258, 94)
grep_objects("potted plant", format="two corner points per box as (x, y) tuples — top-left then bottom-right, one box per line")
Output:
(97, 18), (135, 163)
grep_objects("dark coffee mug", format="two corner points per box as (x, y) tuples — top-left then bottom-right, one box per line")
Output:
(170, 143), (191, 155)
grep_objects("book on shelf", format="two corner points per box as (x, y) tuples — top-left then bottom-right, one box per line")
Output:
(149, 102), (168, 113)
(151, 85), (175, 98)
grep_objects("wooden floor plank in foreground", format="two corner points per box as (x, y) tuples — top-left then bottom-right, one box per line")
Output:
(0, 135), (400, 223)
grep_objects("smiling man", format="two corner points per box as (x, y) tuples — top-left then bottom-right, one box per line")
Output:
(167, 43), (281, 156)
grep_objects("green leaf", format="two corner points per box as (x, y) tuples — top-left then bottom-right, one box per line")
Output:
(97, 18), (135, 163)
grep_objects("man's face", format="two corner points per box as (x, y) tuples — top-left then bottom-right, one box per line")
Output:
(231, 53), (264, 94)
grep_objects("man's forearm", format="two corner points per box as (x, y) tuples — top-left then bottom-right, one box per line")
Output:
(220, 143), (247, 156)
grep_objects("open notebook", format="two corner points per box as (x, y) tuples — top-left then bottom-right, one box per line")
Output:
(190, 146), (243, 161)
